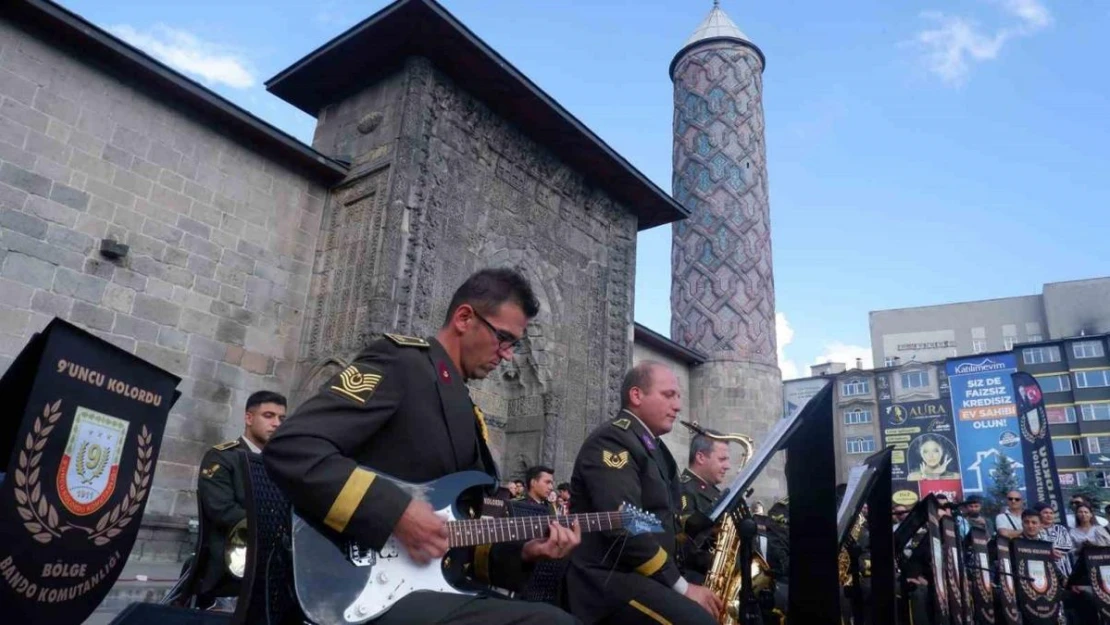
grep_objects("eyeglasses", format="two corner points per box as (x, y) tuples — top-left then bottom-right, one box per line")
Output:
(472, 309), (524, 352)
(893, 511), (908, 516)
(1008, 497), (1023, 502)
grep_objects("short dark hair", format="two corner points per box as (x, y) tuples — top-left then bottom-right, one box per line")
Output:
(621, 361), (665, 409)
(557, 482), (570, 492)
(1021, 509), (1040, 521)
(1032, 502), (1053, 514)
(444, 268), (540, 326)
(525, 465), (554, 490)
(513, 479), (524, 487)
(246, 390), (286, 412)
(688, 430), (724, 466)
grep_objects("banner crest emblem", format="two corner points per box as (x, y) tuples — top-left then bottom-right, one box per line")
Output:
(56, 407), (129, 516)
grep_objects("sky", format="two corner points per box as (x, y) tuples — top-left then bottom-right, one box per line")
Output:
(57, 0), (1110, 380)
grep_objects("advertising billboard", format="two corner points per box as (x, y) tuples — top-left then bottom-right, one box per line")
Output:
(877, 371), (963, 506)
(947, 355), (1026, 495)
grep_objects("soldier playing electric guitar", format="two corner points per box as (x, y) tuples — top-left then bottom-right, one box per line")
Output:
(264, 268), (582, 625)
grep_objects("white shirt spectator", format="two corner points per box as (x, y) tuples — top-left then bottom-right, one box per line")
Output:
(995, 510), (1021, 534)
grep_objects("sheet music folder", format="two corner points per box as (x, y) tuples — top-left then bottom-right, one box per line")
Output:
(708, 378), (831, 522)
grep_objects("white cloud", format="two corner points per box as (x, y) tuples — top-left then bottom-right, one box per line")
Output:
(912, 0), (1051, 84)
(813, 342), (874, 371)
(111, 24), (255, 89)
(776, 312), (800, 381)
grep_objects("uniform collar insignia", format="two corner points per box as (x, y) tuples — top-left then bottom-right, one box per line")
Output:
(437, 361), (452, 384)
(640, 432), (656, 451)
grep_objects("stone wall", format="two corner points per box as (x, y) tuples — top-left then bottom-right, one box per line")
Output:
(0, 19), (327, 556)
(688, 361), (784, 499)
(299, 57), (638, 480)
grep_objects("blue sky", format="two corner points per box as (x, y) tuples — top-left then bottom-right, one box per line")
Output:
(59, 0), (1110, 379)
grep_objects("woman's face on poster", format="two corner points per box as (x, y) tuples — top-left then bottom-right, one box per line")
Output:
(921, 440), (944, 468)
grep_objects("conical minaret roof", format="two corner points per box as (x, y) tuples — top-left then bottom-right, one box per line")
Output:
(671, 1), (765, 77)
(684, 2), (752, 47)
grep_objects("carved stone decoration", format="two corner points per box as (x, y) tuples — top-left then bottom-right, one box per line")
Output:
(357, 111), (384, 134)
(298, 56), (636, 481)
(306, 168), (390, 359)
(671, 41), (777, 366)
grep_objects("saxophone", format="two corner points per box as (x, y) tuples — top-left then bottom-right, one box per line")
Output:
(680, 421), (770, 625)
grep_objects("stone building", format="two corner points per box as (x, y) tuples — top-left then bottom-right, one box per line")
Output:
(0, 0), (784, 559)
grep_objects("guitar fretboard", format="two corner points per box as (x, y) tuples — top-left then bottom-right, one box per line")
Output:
(446, 512), (623, 548)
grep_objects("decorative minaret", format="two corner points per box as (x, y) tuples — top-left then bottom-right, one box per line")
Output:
(671, 2), (784, 495)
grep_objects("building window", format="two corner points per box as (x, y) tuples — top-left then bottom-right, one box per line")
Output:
(1028, 334), (1043, 343)
(1004, 336), (1015, 350)
(846, 436), (876, 455)
(1022, 346), (1062, 365)
(1088, 436), (1110, 454)
(884, 357), (896, 367)
(1039, 374), (1072, 393)
(1076, 370), (1110, 389)
(900, 371), (928, 389)
(1073, 341), (1106, 359)
(1081, 403), (1110, 422)
(844, 409), (872, 425)
(1086, 472), (1110, 489)
(1052, 439), (1082, 456)
(1048, 405), (1078, 424)
(972, 339), (986, 354)
(841, 379), (870, 397)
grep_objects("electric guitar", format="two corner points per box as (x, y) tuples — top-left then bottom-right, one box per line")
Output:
(290, 470), (662, 624)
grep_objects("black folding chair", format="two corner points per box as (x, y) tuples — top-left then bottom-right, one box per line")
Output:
(161, 495), (212, 608)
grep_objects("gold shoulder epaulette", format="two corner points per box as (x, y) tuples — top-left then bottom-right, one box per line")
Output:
(384, 333), (429, 348)
(213, 439), (240, 451)
(612, 418), (631, 430)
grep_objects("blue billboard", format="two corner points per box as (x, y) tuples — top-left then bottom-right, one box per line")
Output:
(947, 354), (1026, 495)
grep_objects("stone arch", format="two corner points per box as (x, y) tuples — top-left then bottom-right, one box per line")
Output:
(467, 246), (564, 478)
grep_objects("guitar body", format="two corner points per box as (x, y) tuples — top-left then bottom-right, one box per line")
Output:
(291, 470), (496, 625)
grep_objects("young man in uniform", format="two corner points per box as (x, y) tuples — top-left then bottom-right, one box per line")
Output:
(263, 268), (581, 625)
(523, 465), (557, 513)
(566, 360), (722, 625)
(678, 429), (731, 582)
(195, 390), (286, 608)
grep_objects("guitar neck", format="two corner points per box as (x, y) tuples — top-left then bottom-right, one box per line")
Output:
(447, 511), (622, 548)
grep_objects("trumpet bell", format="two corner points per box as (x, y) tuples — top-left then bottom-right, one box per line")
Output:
(225, 519), (248, 578)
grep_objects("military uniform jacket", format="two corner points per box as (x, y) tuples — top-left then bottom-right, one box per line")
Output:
(679, 468), (721, 577)
(567, 410), (683, 621)
(196, 437), (253, 596)
(263, 335), (524, 592)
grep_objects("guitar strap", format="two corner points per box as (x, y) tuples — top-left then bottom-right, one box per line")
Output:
(475, 421), (500, 490)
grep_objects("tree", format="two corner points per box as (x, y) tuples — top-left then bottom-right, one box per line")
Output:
(986, 452), (1021, 517)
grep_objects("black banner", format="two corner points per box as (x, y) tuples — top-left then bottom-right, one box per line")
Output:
(927, 498), (952, 625)
(1012, 538), (1060, 625)
(1087, 546), (1110, 621)
(877, 371), (963, 507)
(0, 319), (180, 625)
(995, 536), (1020, 625)
(967, 527), (995, 625)
(1012, 372), (1064, 513)
(941, 516), (970, 625)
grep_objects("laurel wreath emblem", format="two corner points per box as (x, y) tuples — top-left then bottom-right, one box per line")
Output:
(14, 400), (153, 545)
